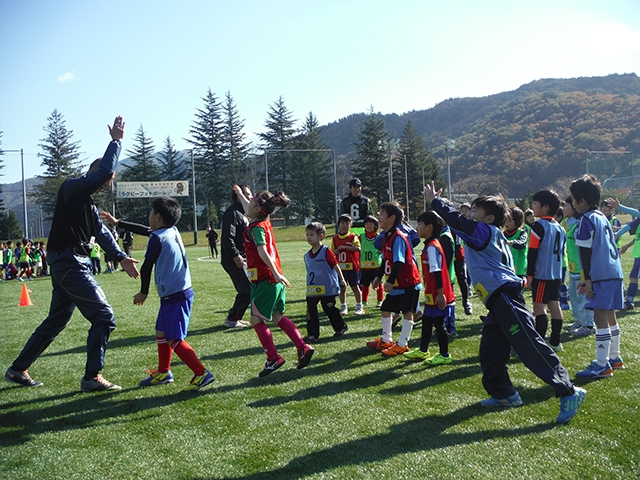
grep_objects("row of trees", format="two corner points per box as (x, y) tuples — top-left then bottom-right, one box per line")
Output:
(1, 91), (445, 234)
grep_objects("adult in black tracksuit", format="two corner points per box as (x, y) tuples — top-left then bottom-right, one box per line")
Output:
(221, 185), (252, 328)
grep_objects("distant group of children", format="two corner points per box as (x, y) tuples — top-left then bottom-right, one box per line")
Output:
(7, 170), (635, 425)
(0, 239), (47, 281)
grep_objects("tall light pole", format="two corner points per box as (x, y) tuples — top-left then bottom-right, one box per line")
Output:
(190, 149), (198, 244)
(379, 139), (399, 202)
(5, 149), (28, 239)
(445, 139), (455, 199)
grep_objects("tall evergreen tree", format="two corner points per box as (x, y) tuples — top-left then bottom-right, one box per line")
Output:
(258, 96), (297, 224)
(397, 120), (444, 219)
(30, 109), (82, 218)
(186, 89), (225, 222)
(258, 96), (296, 191)
(353, 109), (390, 207)
(118, 124), (158, 223)
(157, 136), (186, 180)
(221, 90), (250, 185)
(290, 112), (335, 223)
(123, 124), (159, 181)
(0, 208), (23, 240)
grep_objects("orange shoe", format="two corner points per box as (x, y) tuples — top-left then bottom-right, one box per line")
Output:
(381, 344), (409, 357)
(366, 337), (395, 350)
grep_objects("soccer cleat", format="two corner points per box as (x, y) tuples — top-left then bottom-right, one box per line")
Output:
(333, 324), (349, 337)
(139, 369), (174, 387)
(184, 369), (215, 391)
(362, 301), (368, 307)
(391, 313), (403, 328)
(381, 344), (409, 357)
(549, 342), (563, 353)
(354, 307), (365, 315)
(303, 334), (319, 343)
(424, 353), (453, 366)
(259, 355), (286, 378)
(413, 311), (423, 325)
(403, 348), (431, 360)
(623, 301), (635, 311)
(5, 367), (43, 387)
(565, 321), (580, 331)
(557, 387), (587, 424)
(571, 326), (595, 337)
(481, 391), (523, 407)
(463, 301), (473, 315)
(297, 344), (314, 370)
(560, 302), (571, 311)
(366, 337), (395, 350)
(576, 360), (613, 378)
(609, 356), (625, 369)
(224, 317), (249, 328)
(81, 374), (122, 392)
(376, 301), (383, 308)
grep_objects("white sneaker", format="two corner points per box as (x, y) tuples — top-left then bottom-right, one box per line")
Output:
(224, 317), (249, 328)
(355, 308), (365, 315)
(339, 306), (348, 315)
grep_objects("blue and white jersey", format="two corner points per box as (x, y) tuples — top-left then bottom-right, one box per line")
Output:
(530, 218), (566, 280)
(575, 209), (623, 282)
(147, 226), (191, 297)
(304, 245), (340, 297)
(430, 198), (522, 306)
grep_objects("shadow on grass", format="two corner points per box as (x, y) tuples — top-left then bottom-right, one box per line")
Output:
(0, 386), (208, 447)
(199, 401), (557, 480)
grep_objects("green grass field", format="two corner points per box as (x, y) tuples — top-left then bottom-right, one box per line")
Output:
(1, 236), (639, 479)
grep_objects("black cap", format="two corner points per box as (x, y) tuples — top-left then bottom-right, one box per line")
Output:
(349, 178), (362, 187)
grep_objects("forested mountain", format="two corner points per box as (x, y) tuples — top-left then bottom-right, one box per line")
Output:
(321, 73), (640, 197)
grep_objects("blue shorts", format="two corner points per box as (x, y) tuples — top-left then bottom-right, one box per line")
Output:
(342, 270), (360, 287)
(156, 288), (194, 340)
(585, 279), (623, 311)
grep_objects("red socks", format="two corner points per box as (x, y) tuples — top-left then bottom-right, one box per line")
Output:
(254, 321), (278, 360)
(277, 316), (305, 350)
(157, 337), (172, 372)
(171, 340), (205, 376)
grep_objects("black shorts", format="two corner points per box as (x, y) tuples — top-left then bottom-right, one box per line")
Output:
(381, 288), (420, 314)
(360, 269), (378, 287)
(342, 270), (360, 287)
(531, 278), (561, 304)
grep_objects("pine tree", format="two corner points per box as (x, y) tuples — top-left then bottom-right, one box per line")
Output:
(123, 124), (159, 181)
(30, 109), (82, 218)
(157, 136), (186, 181)
(353, 109), (390, 207)
(0, 209), (22, 240)
(221, 90), (250, 185)
(397, 120), (444, 219)
(290, 112), (335, 223)
(118, 124), (158, 223)
(186, 89), (225, 222)
(258, 96), (297, 192)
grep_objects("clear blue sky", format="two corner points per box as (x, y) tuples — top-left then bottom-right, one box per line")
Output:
(1, 0), (639, 184)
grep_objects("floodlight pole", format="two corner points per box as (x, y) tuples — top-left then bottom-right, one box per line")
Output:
(190, 149), (198, 244)
(5, 149), (28, 239)
(445, 139), (455, 200)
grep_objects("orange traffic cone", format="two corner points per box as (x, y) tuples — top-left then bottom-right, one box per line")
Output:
(19, 283), (34, 307)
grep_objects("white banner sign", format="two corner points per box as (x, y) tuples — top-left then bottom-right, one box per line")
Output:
(116, 181), (190, 198)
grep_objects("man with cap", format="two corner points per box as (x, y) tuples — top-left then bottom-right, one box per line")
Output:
(341, 178), (373, 233)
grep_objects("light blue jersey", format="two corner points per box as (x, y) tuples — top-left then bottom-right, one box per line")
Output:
(575, 209), (623, 282)
(147, 226), (192, 298)
(530, 218), (565, 280)
(305, 245), (340, 297)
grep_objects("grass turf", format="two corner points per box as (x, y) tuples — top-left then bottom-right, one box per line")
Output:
(1, 237), (639, 479)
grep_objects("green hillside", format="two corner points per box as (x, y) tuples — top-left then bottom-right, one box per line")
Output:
(322, 73), (640, 197)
